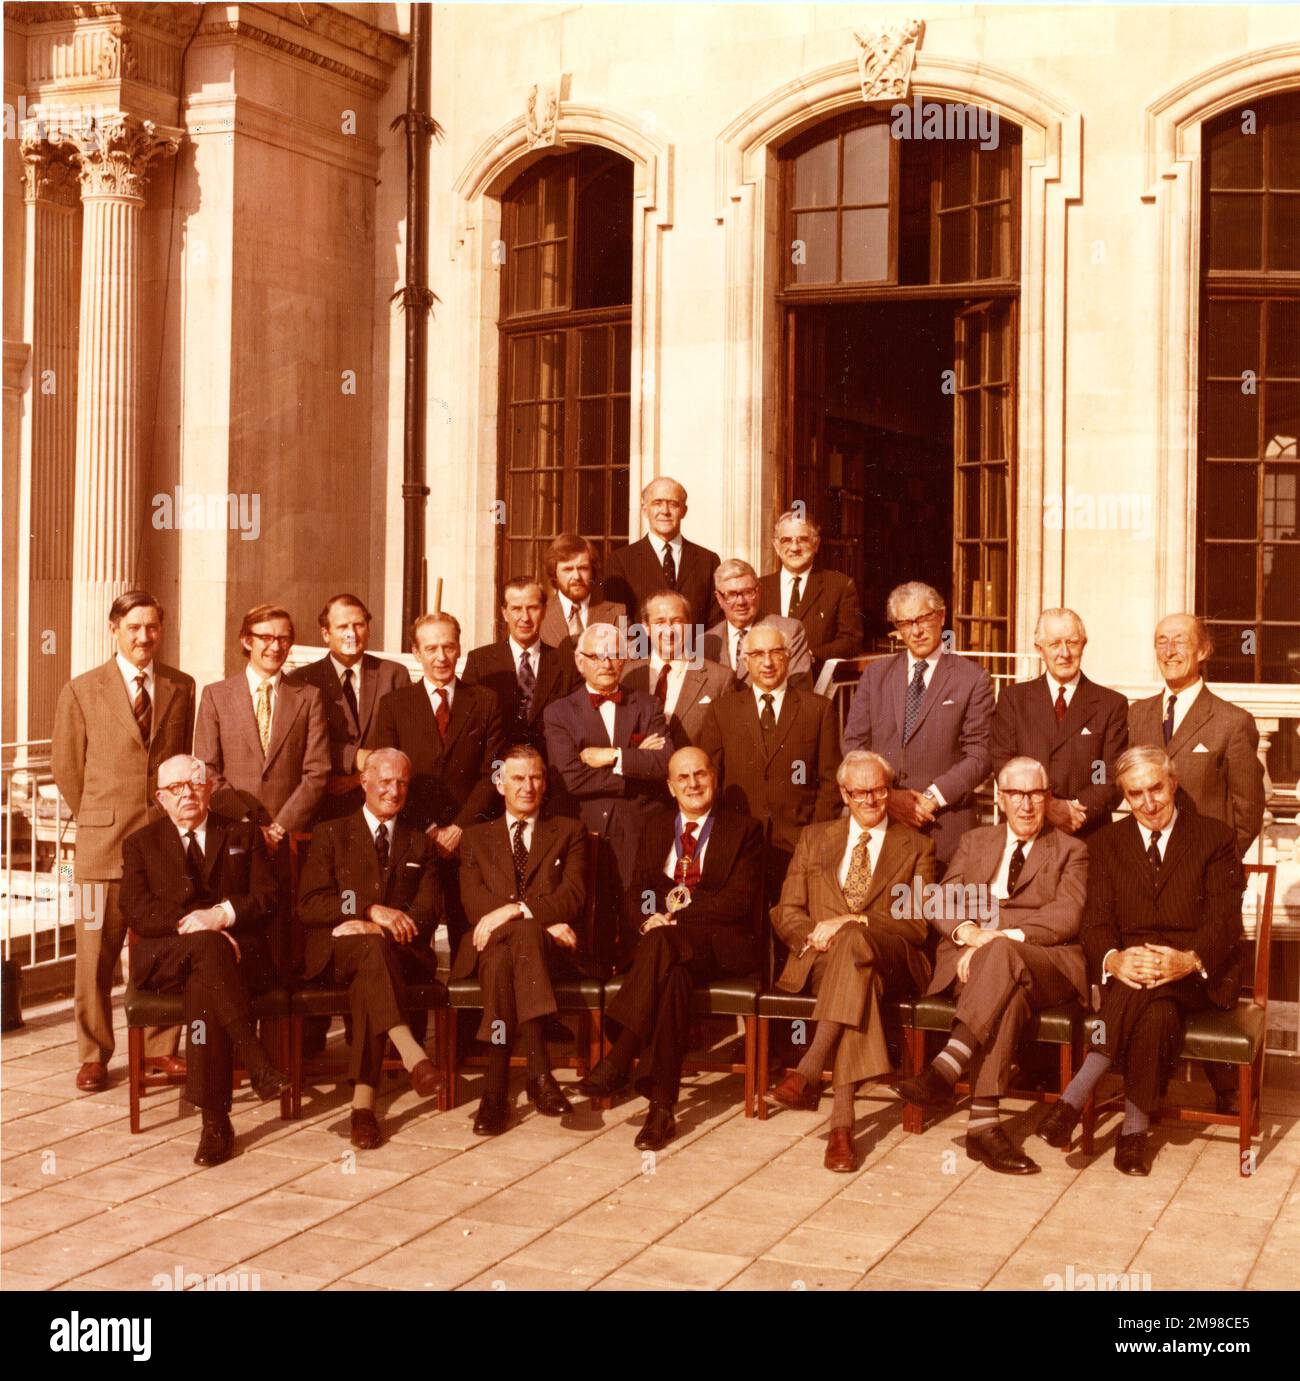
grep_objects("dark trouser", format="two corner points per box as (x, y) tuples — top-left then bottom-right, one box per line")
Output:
(320, 934), (424, 1084)
(135, 932), (277, 1113)
(452, 917), (562, 1045)
(437, 856), (468, 956)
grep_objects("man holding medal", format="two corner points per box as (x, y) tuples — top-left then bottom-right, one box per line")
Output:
(575, 747), (765, 1150)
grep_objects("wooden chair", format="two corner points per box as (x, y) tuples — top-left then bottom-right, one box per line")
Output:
(1080, 862), (1276, 1176)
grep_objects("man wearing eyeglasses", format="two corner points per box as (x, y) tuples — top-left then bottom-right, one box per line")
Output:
(704, 559), (813, 690)
(842, 581), (994, 867)
(758, 511), (862, 674)
(896, 756), (1088, 1174)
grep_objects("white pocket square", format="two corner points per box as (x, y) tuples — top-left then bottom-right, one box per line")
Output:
(1193, 743), (1210, 753)
(404, 861), (421, 868)
(228, 847), (246, 856)
(941, 698), (956, 706)
(699, 696), (711, 704)
(1080, 726), (1093, 735)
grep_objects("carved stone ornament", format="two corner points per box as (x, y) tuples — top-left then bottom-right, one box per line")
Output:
(20, 139), (83, 207)
(525, 81), (560, 150)
(854, 18), (925, 102)
(95, 23), (139, 80)
(64, 112), (182, 200)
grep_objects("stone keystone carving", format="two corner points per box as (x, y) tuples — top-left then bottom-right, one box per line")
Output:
(64, 112), (182, 200)
(854, 18), (925, 102)
(525, 80), (561, 149)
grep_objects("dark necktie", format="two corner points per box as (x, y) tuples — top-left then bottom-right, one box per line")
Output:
(433, 687), (450, 739)
(661, 542), (677, 589)
(374, 822), (389, 872)
(1006, 838), (1026, 895)
(1054, 683), (1068, 724)
(1147, 828), (1162, 885)
(1162, 693), (1176, 745)
(512, 819), (529, 897)
(677, 820), (701, 890)
(653, 663), (671, 706)
(759, 691), (778, 756)
(787, 575), (802, 619)
(341, 668), (359, 724)
(183, 829), (205, 892)
(902, 660), (927, 744)
(517, 649), (535, 718)
(132, 674), (151, 744)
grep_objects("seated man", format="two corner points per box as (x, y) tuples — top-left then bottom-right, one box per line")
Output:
(769, 750), (935, 1173)
(120, 754), (289, 1168)
(295, 748), (447, 1150)
(576, 747), (764, 1151)
(897, 756), (1088, 1174)
(453, 745), (587, 1137)
(1036, 747), (1245, 1176)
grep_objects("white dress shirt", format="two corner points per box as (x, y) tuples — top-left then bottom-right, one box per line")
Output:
(956, 825), (1033, 942)
(245, 666), (282, 719)
(330, 654), (363, 712)
(753, 682), (787, 722)
(905, 651), (947, 805)
(662, 809), (714, 881)
(1162, 679), (1203, 737)
(1045, 671), (1081, 708)
(509, 638), (540, 684)
(780, 567), (810, 617)
(649, 656), (689, 717)
(116, 653), (154, 703)
(583, 683), (624, 775)
(837, 815), (888, 891)
(504, 810), (538, 918)
(361, 805), (393, 844)
(649, 534), (684, 574)
(173, 815), (236, 927)
(423, 676), (456, 714)
(561, 595), (590, 632)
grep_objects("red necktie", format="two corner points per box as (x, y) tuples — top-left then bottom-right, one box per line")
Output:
(653, 664), (671, 706)
(677, 820), (701, 890)
(589, 691), (623, 709)
(1054, 684), (1067, 724)
(433, 687), (450, 738)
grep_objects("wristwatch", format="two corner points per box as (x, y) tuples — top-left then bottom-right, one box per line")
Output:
(922, 789), (938, 806)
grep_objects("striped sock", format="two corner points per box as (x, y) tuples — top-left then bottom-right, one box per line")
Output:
(932, 1021), (978, 1086)
(967, 1097), (1001, 1132)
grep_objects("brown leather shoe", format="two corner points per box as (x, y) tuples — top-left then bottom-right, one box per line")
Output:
(145, 1055), (187, 1077)
(75, 1061), (108, 1092)
(409, 1058), (445, 1099)
(824, 1126), (858, 1173)
(350, 1108), (383, 1150)
(770, 1071), (819, 1111)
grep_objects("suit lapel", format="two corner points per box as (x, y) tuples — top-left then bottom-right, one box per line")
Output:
(354, 656), (379, 739)
(1166, 688), (1213, 757)
(889, 653), (908, 741)
(521, 816), (554, 889)
(674, 667), (707, 724)
(264, 679), (304, 768)
(612, 696), (635, 749)
(150, 668), (176, 747)
(1053, 674), (1093, 745)
(102, 661), (143, 740)
(1155, 811), (1194, 895)
(738, 690), (768, 763)
(199, 813), (228, 885)
(795, 569), (825, 621)
(230, 675), (267, 763)
(532, 647), (561, 721)
(352, 812), (385, 897)
(861, 824), (903, 911)
(1117, 816), (1151, 883)
(820, 817), (852, 909)
(906, 653), (954, 740)
(1010, 827), (1050, 898)
(768, 689), (802, 762)
(441, 681), (474, 753)
(411, 681), (442, 757)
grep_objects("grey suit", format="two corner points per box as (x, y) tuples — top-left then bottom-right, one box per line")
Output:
(539, 597), (627, 650)
(703, 614), (814, 690)
(620, 658), (736, 747)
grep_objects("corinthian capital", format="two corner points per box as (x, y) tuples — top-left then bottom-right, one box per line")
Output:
(20, 137), (83, 207)
(62, 111), (183, 201)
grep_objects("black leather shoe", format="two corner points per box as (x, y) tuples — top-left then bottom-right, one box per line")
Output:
(633, 1103), (676, 1151)
(250, 1065), (290, 1103)
(966, 1123), (1041, 1175)
(895, 1065), (957, 1110)
(527, 1072), (574, 1117)
(1115, 1131), (1151, 1176)
(473, 1093), (510, 1137)
(194, 1112), (235, 1166)
(1035, 1100), (1081, 1149)
(574, 1058), (631, 1100)
(1215, 1088), (1241, 1118)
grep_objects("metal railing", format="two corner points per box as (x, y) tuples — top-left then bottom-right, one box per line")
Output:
(1, 740), (76, 968)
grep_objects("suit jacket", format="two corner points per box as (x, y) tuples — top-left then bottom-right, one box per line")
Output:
(772, 817), (935, 994)
(542, 685), (673, 888)
(620, 657), (736, 747)
(704, 614), (814, 690)
(603, 535), (722, 630)
(285, 652), (409, 776)
(991, 673), (1127, 835)
(842, 650), (995, 864)
(539, 597), (626, 650)
(452, 813), (588, 978)
(295, 811), (442, 980)
(364, 679), (503, 833)
(120, 813), (277, 980)
(461, 639), (575, 754)
(1081, 804), (1244, 1008)
(926, 822), (1089, 1000)
(1129, 686), (1265, 859)
(194, 674), (330, 835)
(758, 567), (862, 666)
(53, 659), (196, 881)
(621, 807), (765, 975)
(695, 687), (841, 855)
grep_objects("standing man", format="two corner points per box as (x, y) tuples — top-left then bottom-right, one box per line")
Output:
(454, 745), (588, 1136)
(991, 608), (1128, 840)
(539, 535), (626, 650)
(704, 559), (813, 690)
(462, 578), (575, 755)
(759, 510), (862, 673)
(769, 751), (936, 1172)
(620, 590), (735, 748)
(842, 581), (994, 868)
(364, 613), (503, 954)
(897, 757), (1089, 1174)
(285, 593), (409, 823)
(603, 477), (722, 632)
(53, 591), (195, 1092)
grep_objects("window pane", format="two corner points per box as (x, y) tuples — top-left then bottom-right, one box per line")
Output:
(578, 327), (608, 395)
(575, 154), (633, 309)
(1204, 380), (1259, 457)
(1204, 626), (1253, 682)
(1203, 463), (1258, 538)
(511, 335), (537, 401)
(958, 468), (980, 539)
(578, 468), (605, 535)
(1260, 618), (1300, 680)
(539, 241), (566, 310)
(513, 245), (538, 313)
(610, 465), (630, 543)
(1204, 298), (1260, 377)
(793, 210), (837, 283)
(975, 201), (1012, 278)
(614, 323), (631, 389)
(988, 309), (1010, 382)
(793, 137), (837, 207)
(984, 547), (1009, 615)
(1264, 382), (1300, 457)
(939, 143), (971, 209)
(939, 209), (972, 282)
(542, 168), (568, 239)
(1208, 194), (1263, 271)
(1208, 120), (1263, 190)
(841, 207), (890, 281)
(985, 464), (1009, 538)
(515, 179), (540, 244)
(976, 139), (1011, 201)
(611, 402), (630, 470)
(1266, 193), (1300, 270)
(509, 405), (536, 470)
(577, 399), (607, 465)
(1267, 111), (1300, 190)
(842, 124), (889, 205)
(1203, 544), (1257, 619)
(1267, 301), (1300, 378)
(1264, 465), (1298, 538)
(985, 390), (1008, 461)
(536, 402), (562, 468)
(538, 333), (564, 397)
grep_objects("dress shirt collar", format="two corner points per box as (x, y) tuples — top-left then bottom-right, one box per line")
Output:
(1137, 810), (1178, 853)
(1045, 671), (1081, 701)
(508, 637), (539, 667)
(362, 806), (393, 838)
(330, 654), (363, 683)
(847, 814), (888, 852)
(649, 533), (683, 563)
(679, 807), (712, 829)
(173, 813), (211, 844)
(1004, 824), (1039, 855)
(907, 649), (941, 678)
(245, 666), (282, 696)
(117, 654), (153, 691)
(1164, 678), (1203, 713)
(505, 810), (536, 840)
(561, 594), (589, 623)
(753, 682), (787, 713)
(423, 676), (455, 702)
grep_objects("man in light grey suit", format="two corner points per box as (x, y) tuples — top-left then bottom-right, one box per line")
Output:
(841, 581), (994, 867)
(621, 589), (735, 747)
(539, 534), (627, 649)
(704, 558), (813, 690)
(53, 591), (195, 1091)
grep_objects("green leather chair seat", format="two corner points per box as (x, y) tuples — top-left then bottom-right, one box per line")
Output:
(290, 979), (447, 1017)
(909, 994), (1080, 1045)
(756, 990), (817, 1020)
(126, 983), (288, 1025)
(446, 974), (602, 1010)
(1181, 1000), (1266, 1065)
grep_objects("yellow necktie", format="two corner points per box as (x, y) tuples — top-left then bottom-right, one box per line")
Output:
(256, 679), (272, 754)
(843, 835), (873, 913)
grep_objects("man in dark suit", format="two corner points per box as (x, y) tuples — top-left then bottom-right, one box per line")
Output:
(295, 749), (447, 1149)
(539, 534), (626, 650)
(897, 756), (1089, 1173)
(602, 476), (722, 631)
(286, 593), (410, 823)
(991, 607), (1128, 840)
(453, 744), (587, 1136)
(1037, 747), (1245, 1176)
(53, 590), (195, 1091)
(696, 624), (841, 899)
(769, 751), (936, 1172)
(842, 581), (994, 867)
(759, 510), (862, 673)
(542, 622), (673, 966)
(120, 754), (289, 1166)
(703, 559), (813, 690)
(575, 747), (764, 1151)
(462, 577), (575, 756)
(363, 612), (503, 953)
(620, 589), (735, 747)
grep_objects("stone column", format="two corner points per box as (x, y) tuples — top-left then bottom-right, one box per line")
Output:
(63, 113), (180, 675)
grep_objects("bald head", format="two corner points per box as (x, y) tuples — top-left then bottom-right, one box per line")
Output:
(667, 746), (716, 818)
(641, 476), (688, 541)
(575, 621), (623, 692)
(1154, 612), (1212, 691)
(361, 748), (411, 822)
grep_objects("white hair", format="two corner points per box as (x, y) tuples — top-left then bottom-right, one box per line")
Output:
(885, 581), (945, 622)
(836, 749), (897, 787)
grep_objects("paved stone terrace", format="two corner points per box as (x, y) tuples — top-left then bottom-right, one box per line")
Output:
(2, 996), (1297, 1292)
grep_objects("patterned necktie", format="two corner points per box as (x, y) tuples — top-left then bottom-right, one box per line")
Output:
(677, 820), (701, 890)
(734, 627), (749, 675)
(661, 542), (677, 589)
(255, 680), (273, 754)
(517, 649), (535, 718)
(341, 668), (359, 724)
(1162, 693), (1176, 745)
(1054, 684), (1068, 724)
(653, 662), (671, 706)
(566, 602), (583, 638)
(433, 687), (450, 739)
(512, 819), (529, 896)
(183, 829), (205, 892)
(1147, 828), (1162, 885)
(902, 660), (927, 745)
(374, 822), (389, 872)
(132, 674), (151, 744)
(1006, 838), (1027, 894)
(843, 834), (873, 912)
(759, 692), (778, 756)
(787, 575), (802, 619)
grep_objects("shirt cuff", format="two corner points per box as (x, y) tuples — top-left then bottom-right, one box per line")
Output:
(612, 749), (624, 776)
(1101, 947), (1117, 983)
(926, 783), (947, 807)
(217, 901), (237, 928)
(951, 922), (976, 945)
(1002, 928), (1025, 942)
(518, 902), (533, 920)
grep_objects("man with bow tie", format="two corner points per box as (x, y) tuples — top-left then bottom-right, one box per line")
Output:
(575, 747), (764, 1150)
(896, 756), (1088, 1174)
(121, 755), (288, 1166)
(296, 749), (447, 1149)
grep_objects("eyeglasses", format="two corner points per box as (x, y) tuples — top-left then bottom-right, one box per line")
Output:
(775, 537), (815, 550)
(249, 633), (292, 646)
(744, 648), (788, 660)
(717, 588), (758, 603)
(579, 652), (620, 664)
(893, 612), (942, 634)
(158, 781), (206, 799)
(843, 786), (890, 804)
(1000, 788), (1049, 806)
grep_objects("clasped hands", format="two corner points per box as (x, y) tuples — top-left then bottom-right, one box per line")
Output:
(1105, 943), (1199, 990)
(953, 922), (1012, 982)
(425, 823), (462, 858)
(260, 821), (287, 854)
(332, 904), (418, 943)
(1046, 798), (1088, 834)
(580, 733), (667, 768)
(886, 788), (938, 830)
(472, 902), (577, 953)
(177, 906), (241, 960)
(802, 913), (865, 954)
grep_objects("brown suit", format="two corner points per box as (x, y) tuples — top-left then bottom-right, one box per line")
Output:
(52, 658), (195, 1063)
(772, 818), (935, 1086)
(620, 658), (736, 747)
(539, 597), (627, 650)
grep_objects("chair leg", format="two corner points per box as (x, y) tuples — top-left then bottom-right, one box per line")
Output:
(1080, 1093), (1095, 1156)
(277, 1019), (292, 1121)
(445, 1009), (461, 1108)
(1058, 1040), (1072, 1100)
(901, 1030), (925, 1134)
(742, 1016), (756, 1119)
(756, 1018), (769, 1121)
(1238, 1064), (1254, 1175)
(1251, 1049), (1264, 1137)
(128, 1025), (143, 1134)
(289, 1015), (304, 1120)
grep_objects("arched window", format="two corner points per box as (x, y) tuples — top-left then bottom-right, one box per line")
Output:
(498, 146), (633, 584)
